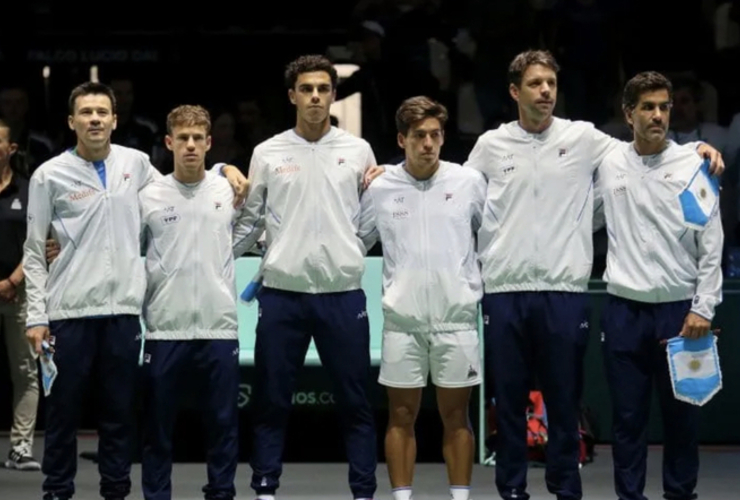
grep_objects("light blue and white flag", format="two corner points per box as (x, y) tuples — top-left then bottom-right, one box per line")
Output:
(678, 159), (720, 231)
(39, 340), (58, 397)
(666, 333), (722, 406)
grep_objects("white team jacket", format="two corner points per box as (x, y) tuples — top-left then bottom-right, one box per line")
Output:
(237, 126), (376, 293)
(358, 161), (486, 332)
(464, 117), (619, 293)
(593, 141), (723, 320)
(23, 145), (158, 327)
(139, 172), (253, 340)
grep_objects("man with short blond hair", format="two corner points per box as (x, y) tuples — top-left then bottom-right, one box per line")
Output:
(138, 104), (254, 500)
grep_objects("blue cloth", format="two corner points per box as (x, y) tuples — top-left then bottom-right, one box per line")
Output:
(666, 333), (722, 406)
(678, 158), (719, 230)
(240, 277), (263, 304)
(93, 160), (106, 188)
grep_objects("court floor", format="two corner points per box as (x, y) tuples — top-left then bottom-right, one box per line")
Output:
(1, 436), (738, 499)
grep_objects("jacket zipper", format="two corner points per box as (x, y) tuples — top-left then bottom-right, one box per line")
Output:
(421, 181), (432, 326)
(532, 142), (540, 282)
(191, 190), (198, 330)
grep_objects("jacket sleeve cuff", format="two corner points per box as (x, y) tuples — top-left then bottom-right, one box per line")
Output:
(26, 320), (49, 329)
(213, 163), (227, 176)
(690, 295), (715, 322)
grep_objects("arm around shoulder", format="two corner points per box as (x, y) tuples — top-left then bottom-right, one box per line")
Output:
(230, 152), (268, 256)
(23, 171), (54, 327)
(357, 186), (380, 254)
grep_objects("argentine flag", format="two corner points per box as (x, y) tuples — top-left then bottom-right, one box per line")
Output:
(40, 340), (58, 397)
(678, 159), (720, 231)
(666, 333), (722, 406)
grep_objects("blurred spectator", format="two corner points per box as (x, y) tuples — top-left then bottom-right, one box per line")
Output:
(599, 90), (633, 142)
(208, 109), (250, 174)
(0, 86), (53, 175)
(667, 76), (728, 152)
(553, 0), (622, 125)
(109, 78), (163, 166)
(0, 118), (41, 471)
(234, 98), (278, 162)
(336, 20), (399, 163)
(462, 0), (537, 129)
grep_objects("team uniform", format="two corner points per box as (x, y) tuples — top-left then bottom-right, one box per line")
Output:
(138, 170), (254, 500)
(237, 126), (378, 499)
(24, 145), (158, 500)
(357, 161), (486, 388)
(593, 141), (723, 500)
(464, 117), (621, 500)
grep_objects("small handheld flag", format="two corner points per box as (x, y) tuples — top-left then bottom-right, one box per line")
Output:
(40, 340), (58, 397)
(666, 333), (722, 406)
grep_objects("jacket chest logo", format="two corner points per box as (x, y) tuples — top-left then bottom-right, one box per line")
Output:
(161, 205), (180, 224)
(162, 214), (180, 225)
(274, 164), (300, 174)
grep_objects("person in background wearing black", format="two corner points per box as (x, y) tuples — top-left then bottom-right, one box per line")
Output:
(0, 117), (41, 471)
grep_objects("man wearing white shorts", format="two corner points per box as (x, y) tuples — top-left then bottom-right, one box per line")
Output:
(358, 96), (486, 500)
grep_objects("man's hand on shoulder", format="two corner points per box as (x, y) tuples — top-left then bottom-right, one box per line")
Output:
(695, 143), (725, 176)
(363, 165), (387, 189)
(222, 165), (250, 206)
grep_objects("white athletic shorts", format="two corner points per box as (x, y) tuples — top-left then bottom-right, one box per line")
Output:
(378, 329), (482, 388)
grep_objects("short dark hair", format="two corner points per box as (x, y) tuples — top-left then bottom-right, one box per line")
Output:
(622, 71), (673, 112)
(395, 96), (448, 136)
(68, 82), (117, 115)
(284, 54), (338, 90)
(508, 50), (560, 87)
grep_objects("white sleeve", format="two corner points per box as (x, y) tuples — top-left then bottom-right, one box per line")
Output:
(212, 162), (231, 177)
(22, 173), (54, 328)
(230, 152), (267, 255)
(691, 210), (724, 321)
(357, 188), (379, 254)
(364, 144), (377, 171)
(139, 154), (162, 191)
(470, 171), (486, 232)
(592, 170), (606, 232)
(588, 125), (621, 172)
(360, 143), (378, 194)
(231, 203), (261, 258)
(463, 135), (492, 180)
(138, 191), (149, 256)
